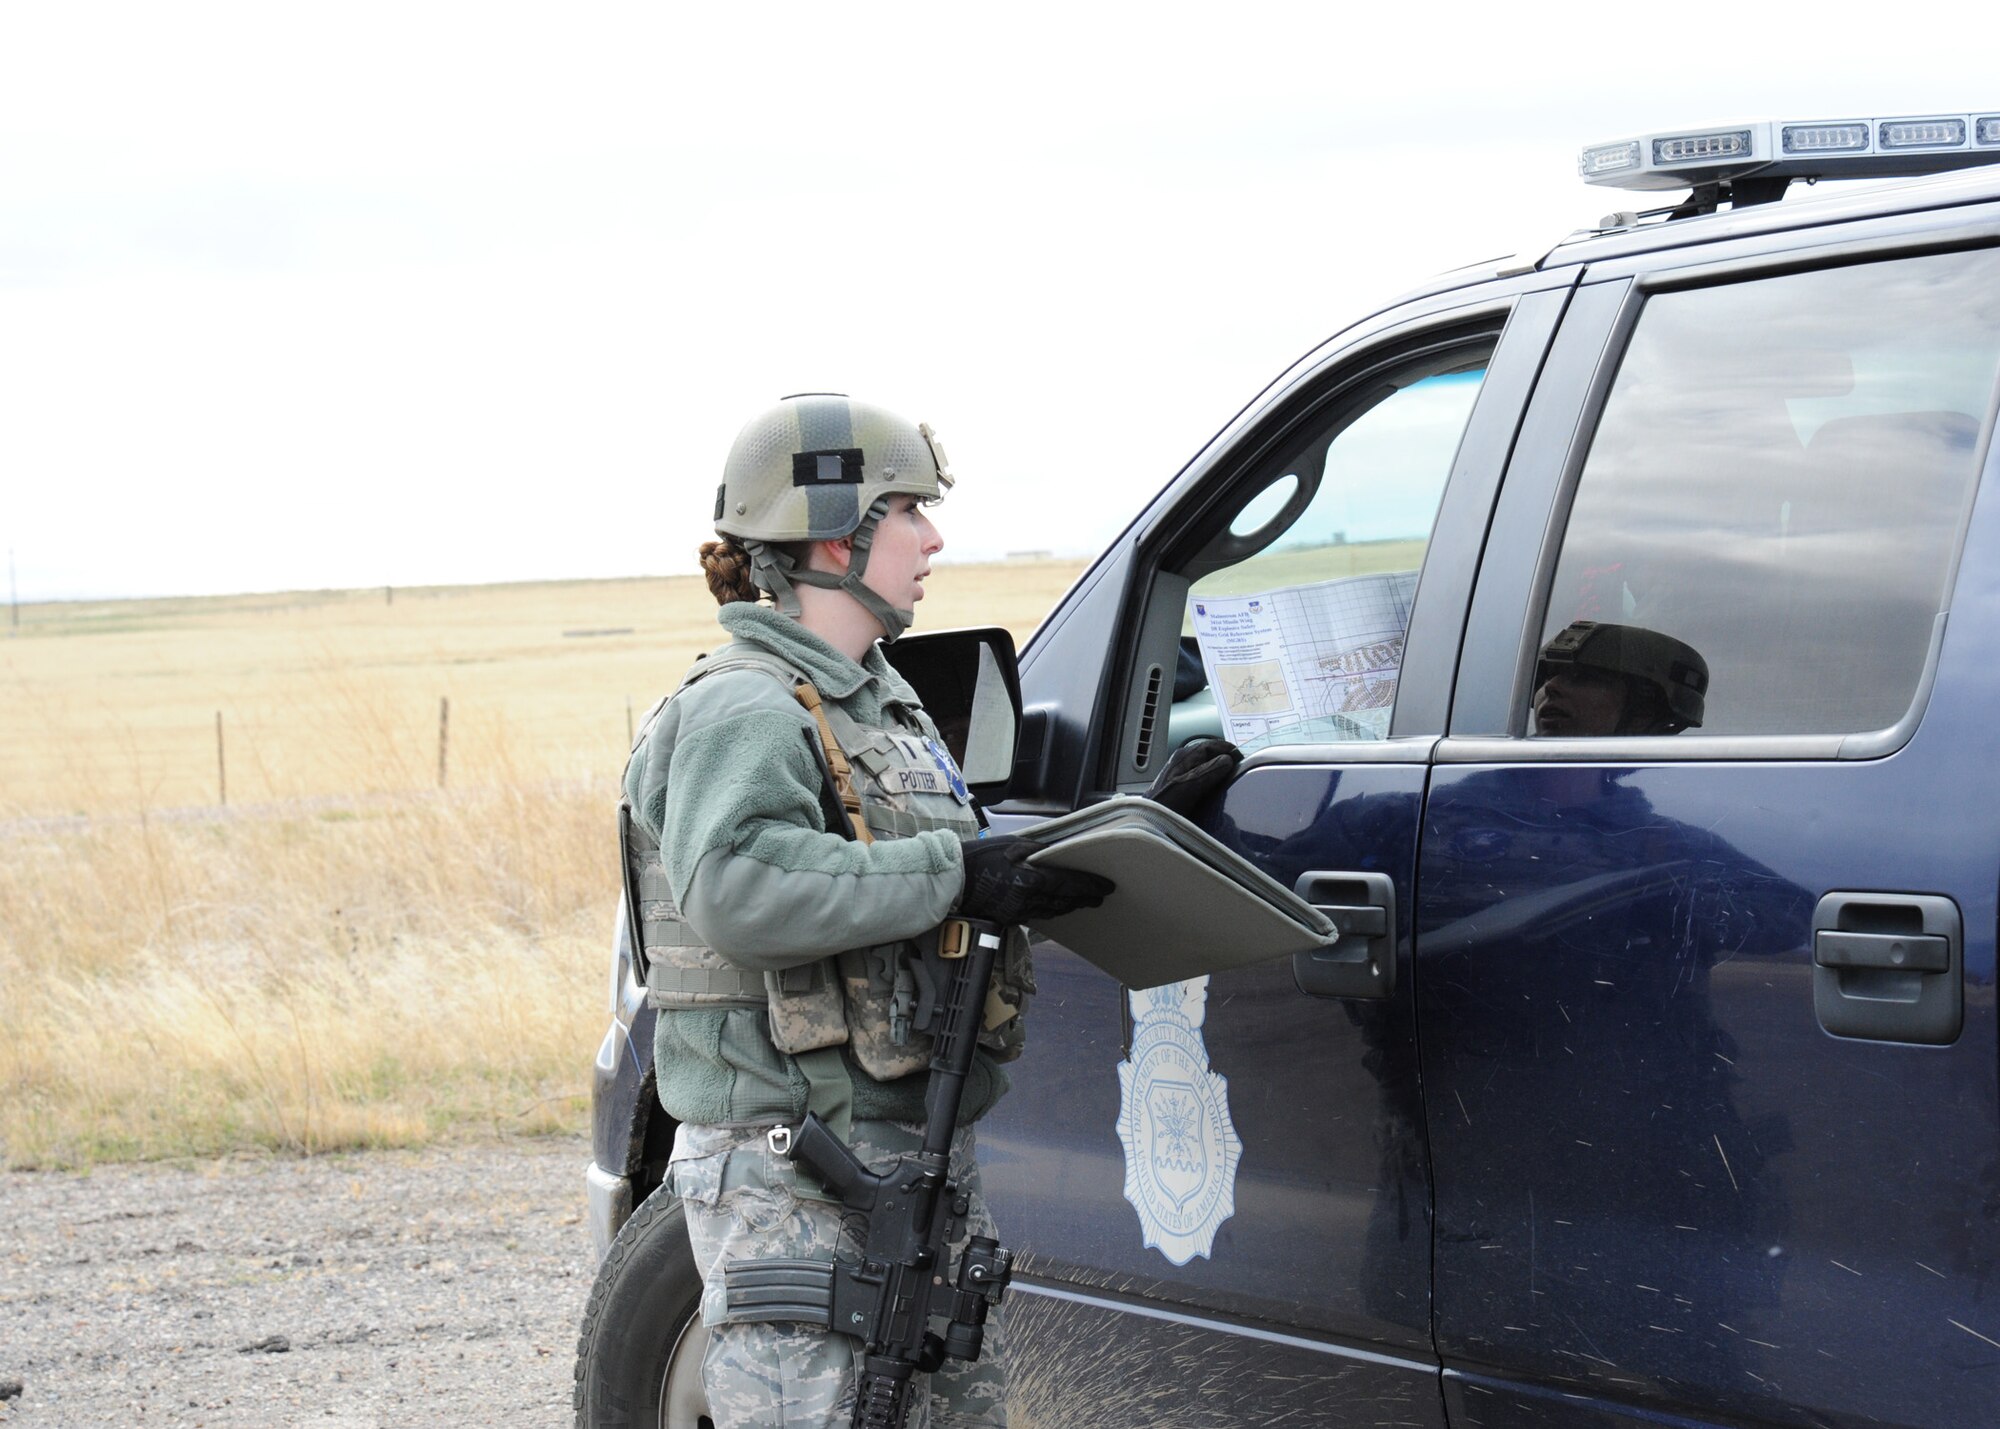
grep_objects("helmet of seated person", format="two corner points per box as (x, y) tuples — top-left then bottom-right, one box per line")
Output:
(1533, 620), (1708, 736)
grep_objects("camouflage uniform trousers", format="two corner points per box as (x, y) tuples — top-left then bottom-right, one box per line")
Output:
(670, 1117), (1008, 1428)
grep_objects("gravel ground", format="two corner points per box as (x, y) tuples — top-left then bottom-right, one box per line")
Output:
(0, 1133), (596, 1427)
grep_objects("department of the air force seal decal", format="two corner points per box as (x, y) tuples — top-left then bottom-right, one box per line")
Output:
(1115, 977), (1242, 1266)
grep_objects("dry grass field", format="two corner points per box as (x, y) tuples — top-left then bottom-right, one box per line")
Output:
(0, 560), (1085, 1168)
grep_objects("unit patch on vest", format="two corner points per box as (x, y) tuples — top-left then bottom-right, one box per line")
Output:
(1115, 977), (1241, 1266)
(921, 735), (971, 803)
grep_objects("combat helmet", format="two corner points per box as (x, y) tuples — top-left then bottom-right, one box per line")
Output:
(715, 393), (952, 641)
(1535, 620), (1709, 733)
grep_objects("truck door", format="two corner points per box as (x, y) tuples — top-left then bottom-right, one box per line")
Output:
(1421, 235), (2000, 1427)
(982, 279), (1570, 1427)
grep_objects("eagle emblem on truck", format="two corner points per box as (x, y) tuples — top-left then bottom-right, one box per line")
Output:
(1115, 978), (1242, 1266)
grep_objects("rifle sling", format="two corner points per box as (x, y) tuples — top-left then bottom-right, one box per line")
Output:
(794, 682), (875, 846)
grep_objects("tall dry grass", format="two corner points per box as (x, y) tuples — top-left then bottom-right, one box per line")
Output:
(0, 771), (613, 1168)
(0, 562), (1085, 1168)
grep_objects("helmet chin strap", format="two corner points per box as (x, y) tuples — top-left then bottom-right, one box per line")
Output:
(746, 543), (805, 618)
(748, 498), (914, 642)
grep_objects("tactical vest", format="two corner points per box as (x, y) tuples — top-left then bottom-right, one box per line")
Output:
(619, 643), (1033, 1087)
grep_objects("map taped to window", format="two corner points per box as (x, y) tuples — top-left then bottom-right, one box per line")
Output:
(1188, 570), (1416, 748)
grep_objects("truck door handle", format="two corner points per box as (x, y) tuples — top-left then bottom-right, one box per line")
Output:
(1292, 871), (1395, 1000)
(1813, 930), (1949, 974)
(1811, 893), (1961, 1045)
(1320, 903), (1389, 939)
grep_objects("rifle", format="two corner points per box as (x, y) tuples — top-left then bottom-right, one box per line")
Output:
(721, 914), (1014, 1429)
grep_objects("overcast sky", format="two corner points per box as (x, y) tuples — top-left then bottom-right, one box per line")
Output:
(4, 2), (1994, 601)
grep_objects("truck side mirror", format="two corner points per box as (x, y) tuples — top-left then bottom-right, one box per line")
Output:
(882, 626), (1022, 805)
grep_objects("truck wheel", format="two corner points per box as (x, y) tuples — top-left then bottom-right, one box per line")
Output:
(574, 1189), (713, 1428)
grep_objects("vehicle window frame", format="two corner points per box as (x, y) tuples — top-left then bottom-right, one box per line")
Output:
(1097, 307), (1516, 794)
(1445, 234), (2000, 765)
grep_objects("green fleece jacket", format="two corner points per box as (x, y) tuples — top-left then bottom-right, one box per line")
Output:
(627, 602), (1007, 1127)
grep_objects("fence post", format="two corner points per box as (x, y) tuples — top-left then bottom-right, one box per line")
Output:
(438, 696), (450, 789)
(216, 710), (226, 807)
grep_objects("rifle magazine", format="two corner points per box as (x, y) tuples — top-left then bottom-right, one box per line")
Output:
(720, 1257), (835, 1326)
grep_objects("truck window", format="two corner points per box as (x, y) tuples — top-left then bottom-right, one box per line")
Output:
(1535, 248), (2000, 739)
(1174, 354), (1488, 751)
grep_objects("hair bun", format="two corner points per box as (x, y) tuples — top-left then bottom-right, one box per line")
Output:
(698, 537), (760, 606)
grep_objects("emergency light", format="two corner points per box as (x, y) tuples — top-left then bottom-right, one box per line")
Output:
(1580, 114), (2000, 193)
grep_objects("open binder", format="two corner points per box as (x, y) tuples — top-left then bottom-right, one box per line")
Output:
(1016, 795), (1338, 989)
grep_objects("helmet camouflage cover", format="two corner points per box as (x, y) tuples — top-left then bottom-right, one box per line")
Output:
(714, 394), (953, 641)
(715, 394), (952, 543)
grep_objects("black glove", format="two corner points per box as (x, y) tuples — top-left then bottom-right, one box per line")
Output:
(956, 835), (1115, 924)
(1142, 736), (1242, 817)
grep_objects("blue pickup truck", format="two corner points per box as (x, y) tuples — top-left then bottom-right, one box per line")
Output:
(578, 119), (2000, 1428)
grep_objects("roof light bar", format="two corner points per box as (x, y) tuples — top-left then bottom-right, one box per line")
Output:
(1580, 139), (1641, 177)
(1879, 118), (1966, 150)
(1654, 129), (1752, 164)
(1581, 113), (2000, 193)
(1783, 123), (1868, 155)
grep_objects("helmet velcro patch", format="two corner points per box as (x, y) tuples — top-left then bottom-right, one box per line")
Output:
(792, 449), (864, 486)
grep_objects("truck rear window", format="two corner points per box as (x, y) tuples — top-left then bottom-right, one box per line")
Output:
(1538, 247), (2000, 738)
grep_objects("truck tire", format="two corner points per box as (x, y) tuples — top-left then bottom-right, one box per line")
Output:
(574, 1189), (713, 1429)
